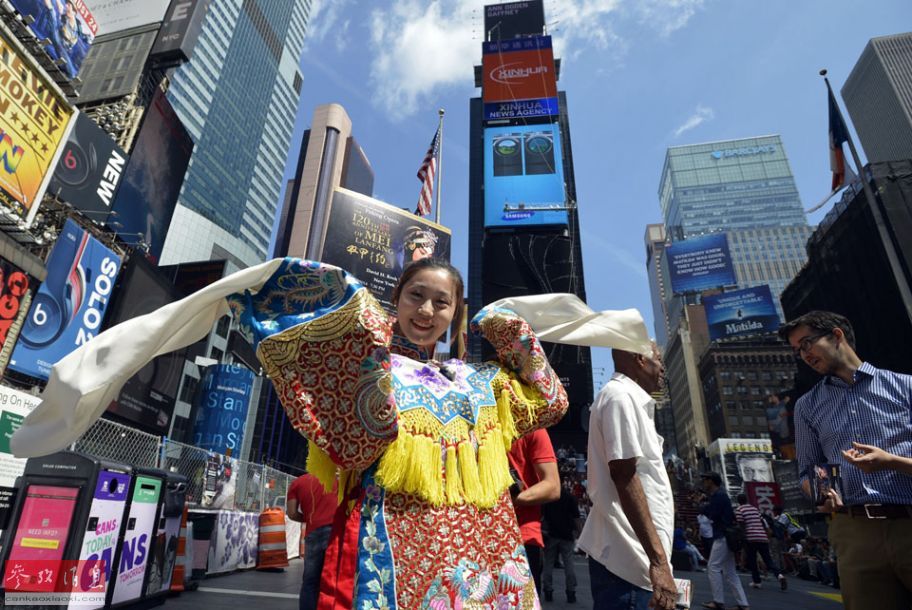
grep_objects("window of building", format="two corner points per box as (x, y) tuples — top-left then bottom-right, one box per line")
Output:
(728, 415), (739, 427)
(179, 376), (199, 404)
(722, 387), (733, 396)
(215, 315), (231, 338)
(210, 346), (224, 362)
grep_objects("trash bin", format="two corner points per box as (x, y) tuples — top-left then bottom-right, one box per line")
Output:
(143, 472), (187, 597)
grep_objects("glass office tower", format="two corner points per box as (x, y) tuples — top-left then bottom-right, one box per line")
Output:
(160, 0), (310, 268)
(659, 135), (806, 240)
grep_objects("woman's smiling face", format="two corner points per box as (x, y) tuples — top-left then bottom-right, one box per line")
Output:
(395, 268), (457, 351)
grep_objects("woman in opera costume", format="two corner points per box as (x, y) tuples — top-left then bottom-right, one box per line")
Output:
(11, 257), (654, 610)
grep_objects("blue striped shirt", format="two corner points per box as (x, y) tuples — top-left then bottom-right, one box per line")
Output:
(794, 362), (912, 506)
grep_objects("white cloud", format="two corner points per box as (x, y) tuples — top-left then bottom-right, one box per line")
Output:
(363, 0), (705, 120)
(305, 0), (355, 47)
(673, 104), (714, 138)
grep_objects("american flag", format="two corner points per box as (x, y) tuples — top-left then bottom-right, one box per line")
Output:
(415, 126), (441, 217)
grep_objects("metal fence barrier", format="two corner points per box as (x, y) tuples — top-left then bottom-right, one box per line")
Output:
(70, 417), (302, 511)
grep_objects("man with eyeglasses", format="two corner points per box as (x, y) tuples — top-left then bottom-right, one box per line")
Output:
(779, 310), (912, 610)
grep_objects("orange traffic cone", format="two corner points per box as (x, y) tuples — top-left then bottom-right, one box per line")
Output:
(257, 507), (289, 570)
(170, 505), (189, 592)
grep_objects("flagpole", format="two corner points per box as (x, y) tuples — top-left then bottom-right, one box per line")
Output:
(434, 108), (445, 225)
(821, 69), (912, 321)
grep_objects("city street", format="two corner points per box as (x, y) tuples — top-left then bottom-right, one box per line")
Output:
(160, 556), (844, 610)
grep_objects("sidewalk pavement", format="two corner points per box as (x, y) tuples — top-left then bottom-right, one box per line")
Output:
(160, 556), (845, 609)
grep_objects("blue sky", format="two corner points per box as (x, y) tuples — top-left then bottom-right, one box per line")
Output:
(281, 0), (910, 389)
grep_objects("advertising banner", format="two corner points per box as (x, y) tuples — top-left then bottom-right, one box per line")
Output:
(0, 31), (75, 225)
(110, 88), (193, 261)
(111, 475), (161, 605)
(322, 188), (452, 311)
(0, 259), (31, 363)
(10, 219), (122, 380)
(8, 0), (98, 79)
(703, 285), (781, 341)
(5, 485), (79, 562)
(78, 470), (131, 584)
(744, 481), (782, 514)
(484, 124), (567, 228)
(150, 0), (210, 63)
(0, 384), (40, 534)
(89, 0), (170, 35)
(709, 438), (774, 500)
(200, 453), (236, 510)
(192, 364), (254, 455)
(48, 112), (129, 219)
(482, 35), (557, 122)
(484, 0), (545, 41)
(144, 503), (181, 594)
(208, 511), (258, 574)
(666, 233), (735, 294)
(104, 258), (185, 434)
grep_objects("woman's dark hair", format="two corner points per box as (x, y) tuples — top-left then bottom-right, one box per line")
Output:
(777, 310), (856, 349)
(392, 258), (465, 342)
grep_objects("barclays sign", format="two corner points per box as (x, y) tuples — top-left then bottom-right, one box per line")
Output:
(710, 145), (776, 160)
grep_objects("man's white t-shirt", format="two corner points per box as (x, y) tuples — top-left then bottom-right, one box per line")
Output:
(578, 373), (674, 591)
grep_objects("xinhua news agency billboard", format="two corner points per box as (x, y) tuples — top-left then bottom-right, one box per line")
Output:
(10, 219), (122, 380)
(484, 1), (545, 41)
(8, 0), (98, 79)
(666, 233), (735, 295)
(322, 188), (452, 312)
(482, 35), (558, 122)
(0, 30), (75, 226)
(48, 112), (129, 220)
(703, 284), (781, 341)
(484, 124), (567, 228)
(192, 364), (255, 455)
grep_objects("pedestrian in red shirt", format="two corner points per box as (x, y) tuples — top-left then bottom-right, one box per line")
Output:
(508, 428), (560, 594)
(287, 473), (338, 610)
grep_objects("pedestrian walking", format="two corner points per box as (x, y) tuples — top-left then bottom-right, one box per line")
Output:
(542, 484), (582, 603)
(287, 473), (338, 610)
(699, 472), (749, 610)
(734, 494), (787, 591)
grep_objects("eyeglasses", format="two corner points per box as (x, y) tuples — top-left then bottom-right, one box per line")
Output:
(792, 331), (831, 360)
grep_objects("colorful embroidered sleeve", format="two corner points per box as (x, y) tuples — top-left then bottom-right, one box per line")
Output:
(470, 305), (568, 435)
(227, 259), (398, 474)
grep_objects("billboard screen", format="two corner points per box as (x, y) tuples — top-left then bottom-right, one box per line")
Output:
(192, 364), (255, 455)
(0, 259), (31, 358)
(89, 0), (171, 35)
(482, 35), (557, 122)
(0, 31), (75, 225)
(8, 0), (98, 79)
(484, 0), (545, 41)
(150, 0), (210, 63)
(744, 481), (782, 514)
(110, 88), (193, 261)
(703, 285), (781, 341)
(48, 113), (129, 219)
(666, 233), (735, 294)
(103, 257), (185, 434)
(10, 219), (122, 380)
(484, 124), (567, 228)
(322, 188), (452, 311)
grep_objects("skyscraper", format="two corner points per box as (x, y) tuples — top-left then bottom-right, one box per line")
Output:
(652, 135), (811, 457)
(842, 32), (912, 163)
(469, 3), (591, 444)
(160, 0), (310, 268)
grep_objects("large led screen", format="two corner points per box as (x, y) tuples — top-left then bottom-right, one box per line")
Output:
(665, 233), (735, 295)
(0, 31), (75, 225)
(8, 0), (98, 79)
(484, 124), (567, 228)
(110, 88), (193, 261)
(703, 284), (780, 341)
(10, 219), (122, 380)
(192, 364), (255, 455)
(482, 35), (557, 122)
(484, 1), (545, 41)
